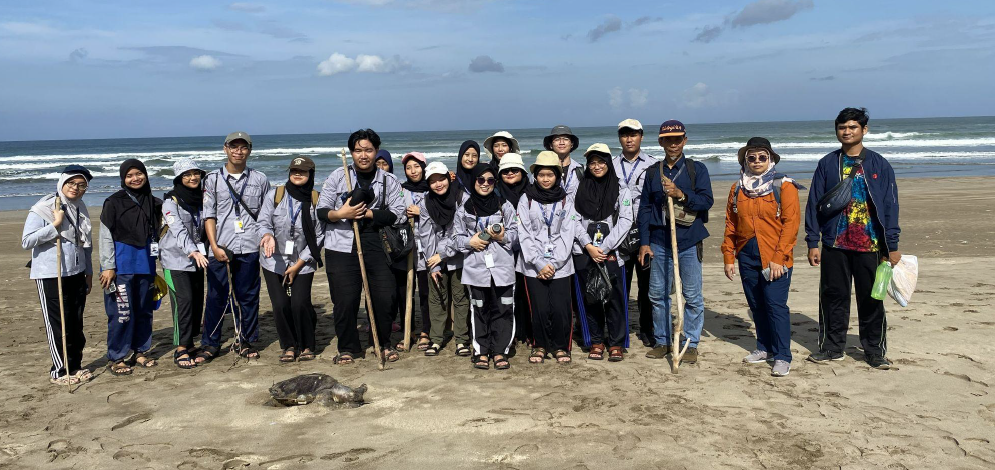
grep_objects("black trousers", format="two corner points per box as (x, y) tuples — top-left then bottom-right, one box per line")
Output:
(623, 257), (652, 343)
(391, 264), (430, 336)
(468, 283), (515, 357)
(526, 276), (573, 353)
(327, 232), (397, 355)
(164, 269), (204, 349)
(818, 246), (888, 356)
(513, 272), (533, 345)
(35, 273), (88, 379)
(263, 269), (317, 352)
(575, 256), (628, 348)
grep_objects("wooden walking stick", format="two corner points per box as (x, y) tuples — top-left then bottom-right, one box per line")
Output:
(667, 196), (691, 373)
(340, 148), (385, 370)
(53, 196), (72, 392)
(402, 219), (415, 351)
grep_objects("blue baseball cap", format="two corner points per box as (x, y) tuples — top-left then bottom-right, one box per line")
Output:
(658, 120), (686, 138)
(63, 164), (93, 181)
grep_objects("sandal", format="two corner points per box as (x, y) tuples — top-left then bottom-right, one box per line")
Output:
(174, 349), (196, 369)
(332, 353), (354, 365)
(109, 361), (133, 376)
(195, 346), (218, 364)
(417, 334), (431, 351)
(493, 354), (510, 370)
(424, 344), (440, 357)
(279, 348), (297, 363)
(298, 349), (315, 361)
(554, 349), (572, 364)
(132, 353), (157, 368)
(529, 347), (547, 364)
(73, 369), (94, 383)
(50, 374), (81, 386)
(382, 348), (400, 363)
(473, 355), (490, 370)
(588, 343), (606, 361)
(238, 344), (259, 359)
(608, 346), (624, 362)
(455, 344), (472, 357)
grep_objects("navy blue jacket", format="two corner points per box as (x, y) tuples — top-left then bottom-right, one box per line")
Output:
(638, 155), (714, 251)
(804, 148), (900, 253)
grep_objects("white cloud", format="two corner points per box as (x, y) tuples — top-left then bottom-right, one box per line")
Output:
(609, 87), (649, 109)
(680, 82), (738, 109)
(629, 88), (649, 108)
(189, 55), (222, 71)
(317, 53), (409, 76)
(609, 87), (624, 109)
(318, 53), (356, 76)
(0, 21), (58, 36)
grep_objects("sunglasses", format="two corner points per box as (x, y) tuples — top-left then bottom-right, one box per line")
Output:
(476, 177), (496, 186)
(746, 154), (770, 163)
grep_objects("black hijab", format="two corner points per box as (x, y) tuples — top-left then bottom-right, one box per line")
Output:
(574, 152), (620, 221)
(524, 165), (567, 205)
(287, 169), (323, 268)
(164, 171), (203, 214)
(401, 161), (430, 193)
(497, 168), (529, 207)
(425, 175), (459, 228)
(101, 159), (160, 247)
(463, 164), (502, 217)
(455, 140), (479, 194)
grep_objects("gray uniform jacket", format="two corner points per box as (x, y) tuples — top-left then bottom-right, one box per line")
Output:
(317, 167), (405, 254)
(560, 159), (584, 197)
(613, 151), (653, 220)
(258, 188), (325, 276)
(414, 193), (466, 273)
(571, 188), (635, 267)
(159, 197), (203, 272)
(453, 201), (519, 288)
(22, 212), (93, 279)
(202, 166), (271, 256)
(516, 195), (583, 279)
(400, 189), (429, 271)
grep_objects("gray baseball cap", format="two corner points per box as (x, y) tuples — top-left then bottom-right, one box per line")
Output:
(224, 131), (252, 146)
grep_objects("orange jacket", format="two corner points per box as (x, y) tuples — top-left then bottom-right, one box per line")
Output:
(721, 181), (801, 268)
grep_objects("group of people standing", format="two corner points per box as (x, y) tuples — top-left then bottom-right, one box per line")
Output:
(23, 107), (901, 384)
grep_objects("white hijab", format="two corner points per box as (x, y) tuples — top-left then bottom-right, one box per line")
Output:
(29, 172), (92, 248)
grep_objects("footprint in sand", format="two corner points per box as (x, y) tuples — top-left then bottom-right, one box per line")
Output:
(111, 412), (152, 431)
(46, 439), (85, 462)
(258, 454), (316, 468)
(944, 326), (959, 331)
(112, 449), (151, 463)
(321, 448), (375, 463)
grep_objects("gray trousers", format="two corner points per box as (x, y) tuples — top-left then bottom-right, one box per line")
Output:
(428, 268), (470, 346)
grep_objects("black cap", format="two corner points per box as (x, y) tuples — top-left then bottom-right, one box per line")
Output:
(737, 137), (781, 165)
(63, 164), (93, 181)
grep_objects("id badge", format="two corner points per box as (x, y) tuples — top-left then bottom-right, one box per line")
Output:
(233, 218), (245, 234)
(196, 243), (207, 255)
(284, 240), (295, 256)
(543, 243), (555, 259)
(484, 253), (495, 268)
(593, 230), (604, 247)
(149, 242), (160, 258)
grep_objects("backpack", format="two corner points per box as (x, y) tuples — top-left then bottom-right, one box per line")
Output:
(158, 196), (178, 240)
(731, 177), (804, 218)
(274, 186), (320, 206)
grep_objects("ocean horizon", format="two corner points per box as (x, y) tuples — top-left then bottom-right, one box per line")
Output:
(2, 115), (993, 211)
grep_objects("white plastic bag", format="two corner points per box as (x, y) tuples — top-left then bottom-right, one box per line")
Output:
(887, 255), (918, 307)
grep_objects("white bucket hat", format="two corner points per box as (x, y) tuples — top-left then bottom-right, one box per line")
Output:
(483, 131), (521, 155)
(497, 153), (526, 173)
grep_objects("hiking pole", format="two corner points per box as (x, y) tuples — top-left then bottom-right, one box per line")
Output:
(402, 219), (415, 351)
(53, 196), (72, 392)
(340, 148), (385, 370)
(667, 196), (691, 374)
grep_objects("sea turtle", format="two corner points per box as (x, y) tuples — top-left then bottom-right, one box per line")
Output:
(268, 373), (367, 408)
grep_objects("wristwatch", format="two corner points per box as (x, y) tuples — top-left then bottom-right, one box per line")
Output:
(678, 193), (688, 203)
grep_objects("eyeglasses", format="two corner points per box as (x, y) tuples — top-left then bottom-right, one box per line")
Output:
(588, 160), (608, 168)
(746, 154), (770, 163)
(552, 137), (572, 144)
(476, 177), (496, 186)
(181, 173), (202, 180)
(64, 182), (88, 190)
(226, 145), (251, 153)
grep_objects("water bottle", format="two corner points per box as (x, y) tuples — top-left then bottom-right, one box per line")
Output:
(871, 261), (893, 300)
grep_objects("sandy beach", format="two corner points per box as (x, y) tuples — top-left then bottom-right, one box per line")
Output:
(0, 176), (993, 469)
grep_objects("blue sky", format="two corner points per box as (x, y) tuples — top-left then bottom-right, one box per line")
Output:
(1, 0), (994, 141)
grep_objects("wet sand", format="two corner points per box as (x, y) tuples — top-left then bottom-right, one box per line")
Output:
(0, 176), (993, 469)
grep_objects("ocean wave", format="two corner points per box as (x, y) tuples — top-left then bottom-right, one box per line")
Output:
(864, 131), (923, 140)
(647, 137), (995, 152)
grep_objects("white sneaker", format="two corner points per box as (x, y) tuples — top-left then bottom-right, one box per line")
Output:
(743, 350), (769, 364)
(771, 360), (791, 377)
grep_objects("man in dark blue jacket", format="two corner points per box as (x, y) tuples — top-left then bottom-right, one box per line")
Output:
(805, 107), (901, 370)
(637, 120), (714, 364)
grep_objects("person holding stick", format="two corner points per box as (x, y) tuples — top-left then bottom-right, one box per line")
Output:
(417, 161), (472, 357)
(258, 156), (325, 363)
(637, 120), (714, 365)
(396, 152), (432, 351)
(453, 163), (519, 370)
(317, 129), (406, 365)
(22, 165), (95, 386)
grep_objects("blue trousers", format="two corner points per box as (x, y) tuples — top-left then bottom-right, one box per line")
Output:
(105, 273), (155, 362)
(648, 243), (705, 347)
(737, 238), (793, 362)
(202, 253), (260, 348)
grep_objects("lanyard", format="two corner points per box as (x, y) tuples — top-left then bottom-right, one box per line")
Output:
(475, 215), (491, 232)
(65, 203), (82, 246)
(620, 156), (642, 185)
(287, 199), (302, 236)
(539, 201), (558, 237)
(125, 191), (157, 242)
(225, 168), (251, 216)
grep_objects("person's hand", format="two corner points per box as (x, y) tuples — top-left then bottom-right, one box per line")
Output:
(336, 198), (367, 220)
(189, 251), (209, 269)
(260, 233), (276, 258)
(807, 248), (820, 267)
(887, 251), (902, 267)
(406, 205), (420, 217)
(52, 204), (65, 228)
(585, 244), (607, 263)
(85, 273), (93, 294)
(769, 261), (785, 280)
(724, 263), (736, 281)
(661, 176), (684, 200)
(469, 233), (489, 251)
(487, 226), (504, 243)
(430, 270), (443, 285)
(426, 254), (442, 269)
(538, 264), (555, 280)
(283, 265), (300, 285)
(99, 269), (115, 291)
(212, 245), (229, 263)
(638, 245), (654, 267)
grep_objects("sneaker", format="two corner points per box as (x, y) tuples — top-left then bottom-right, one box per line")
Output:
(866, 354), (892, 370)
(743, 350), (769, 364)
(771, 360), (791, 377)
(806, 350), (845, 363)
(645, 346), (669, 359)
(682, 347), (698, 364)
